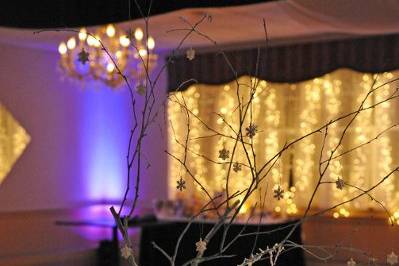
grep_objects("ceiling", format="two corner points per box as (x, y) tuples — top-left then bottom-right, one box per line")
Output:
(0, 0), (399, 53)
(0, 1), (273, 29)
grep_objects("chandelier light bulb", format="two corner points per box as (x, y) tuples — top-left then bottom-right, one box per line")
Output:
(106, 24), (116, 37)
(147, 36), (155, 50)
(87, 35), (96, 46)
(57, 23), (157, 88)
(93, 35), (101, 47)
(119, 35), (130, 47)
(106, 63), (115, 73)
(67, 37), (76, 50)
(138, 48), (147, 57)
(134, 28), (144, 41)
(58, 42), (67, 55)
(78, 28), (87, 41)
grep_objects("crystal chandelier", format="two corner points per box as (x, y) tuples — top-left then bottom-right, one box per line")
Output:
(57, 24), (157, 88)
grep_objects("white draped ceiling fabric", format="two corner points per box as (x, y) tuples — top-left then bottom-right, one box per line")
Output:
(1, 0), (399, 51)
(141, 0), (399, 50)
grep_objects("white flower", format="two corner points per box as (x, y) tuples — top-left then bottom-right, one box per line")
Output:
(195, 238), (207, 254)
(121, 244), (133, 259)
(388, 251), (398, 265)
(347, 258), (356, 266)
(186, 48), (195, 61)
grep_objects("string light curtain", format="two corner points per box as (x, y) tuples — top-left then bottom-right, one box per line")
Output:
(167, 69), (399, 219)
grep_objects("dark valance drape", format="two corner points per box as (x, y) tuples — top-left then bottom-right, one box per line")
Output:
(167, 33), (399, 92)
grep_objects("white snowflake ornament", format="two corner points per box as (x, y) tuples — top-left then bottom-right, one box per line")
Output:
(335, 177), (345, 190)
(195, 238), (207, 254)
(233, 162), (242, 172)
(347, 258), (356, 266)
(186, 48), (195, 61)
(218, 148), (230, 160)
(245, 123), (258, 138)
(176, 177), (186, 191)
(273, 186), (284, 201)
(78, 48), (90, 64)
(121, 244), (133, 259)
(387, 251), (398, 265)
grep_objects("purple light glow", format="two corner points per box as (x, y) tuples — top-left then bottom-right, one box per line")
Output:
(79, 83), (132, 202)
(69, 204), (134, 241)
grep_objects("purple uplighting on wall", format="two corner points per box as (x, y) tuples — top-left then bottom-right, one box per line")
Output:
(79, 83), (132, 202)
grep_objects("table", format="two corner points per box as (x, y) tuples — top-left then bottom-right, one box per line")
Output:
(139, 219), (304, 266)
(56, 215), (159, 266)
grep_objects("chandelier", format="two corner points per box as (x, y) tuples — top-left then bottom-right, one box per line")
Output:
(57, 24), (157, 88)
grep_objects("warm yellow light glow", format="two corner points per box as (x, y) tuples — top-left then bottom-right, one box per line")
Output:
(93, 35), (101, 47)
(147, 36), (155, 50)
(134, 28), (144, 41)
(106, 63), (115, 73)
(86, 35), (96, 46)
(58, 42), (67, 55)
(138, 49), (147, 57)
(78, 28), (87, 41)
(239, 204), (248, 214)
(106, 24), (116, 37)
(57, 23), (158, 89)
(167, 70), (399, 217)
(119, 35), (130, 47)
(67, 37), (76, 50)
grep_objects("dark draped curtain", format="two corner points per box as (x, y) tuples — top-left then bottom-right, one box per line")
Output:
(167, 33), (399, 92)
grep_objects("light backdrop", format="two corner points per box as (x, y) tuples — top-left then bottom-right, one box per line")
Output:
(167, 69), (399, 220)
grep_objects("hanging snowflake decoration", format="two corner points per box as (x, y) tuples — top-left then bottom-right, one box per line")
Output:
(78, 48), (90, 64)
(120, 244), (133, 259)
(387, 251), (398, 265)
(245, 123), (258, 138)
(136, 84), (146, 96)
(219, 148), (230, 160)
(273, 186), (284, 201)
(335, 177), (345, 190)
(347, 258), (356, 266)
(233, 162), (242, 172)
(186, 48), (196, 61)
(195, 238), (207, 254)
(176, 177), (186, 191)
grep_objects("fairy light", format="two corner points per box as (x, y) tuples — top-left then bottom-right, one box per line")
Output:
(186, 87), (208, 193)
(294, 80), (321, 206)
(349, 74), (373, 211)
(374, 73), (395, 213)
(324, 76), (347, 216)
(166, 70), (399, 218)
(167, 92), (185, 199)
(263, 85), (280, 186)
(214, 81), (239, 199)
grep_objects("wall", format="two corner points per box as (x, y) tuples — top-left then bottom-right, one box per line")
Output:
(0, 42), (168, 212)
(0, 40), (168, 264)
